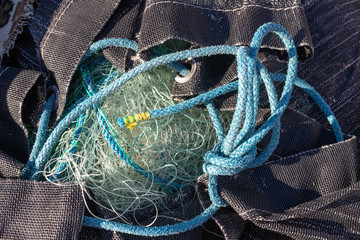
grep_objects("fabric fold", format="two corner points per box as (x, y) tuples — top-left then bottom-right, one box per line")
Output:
(96, 0), (143, 73)
(0, 179), (84, 240)
(0, 67), (47, 163)
(217, 136), (359, 239)
(137, 0), (312, 56)
(195, 108), (359, 239)
(28, 0), (123, 120)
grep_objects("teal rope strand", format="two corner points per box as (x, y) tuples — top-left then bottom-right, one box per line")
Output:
(49, 112), (86, 181)
(21, 94), (56, 180)
(83, 202), (220, 236)
(204, 101), (226, 141)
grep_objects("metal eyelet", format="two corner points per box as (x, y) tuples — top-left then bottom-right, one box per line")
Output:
(175, 58), (197, 84)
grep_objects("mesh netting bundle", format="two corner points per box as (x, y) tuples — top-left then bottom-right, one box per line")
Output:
(43, 53), (232, 223)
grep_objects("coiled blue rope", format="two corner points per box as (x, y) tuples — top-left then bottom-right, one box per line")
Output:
(24, 23), (343, 236)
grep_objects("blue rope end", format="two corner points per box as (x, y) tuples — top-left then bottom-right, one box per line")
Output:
(117, 118), (125, 128)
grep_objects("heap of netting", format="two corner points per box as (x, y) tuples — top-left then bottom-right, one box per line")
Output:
(42, 42), (233, 224)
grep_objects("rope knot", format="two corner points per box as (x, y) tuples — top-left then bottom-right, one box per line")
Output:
(203, 144), (257, 176)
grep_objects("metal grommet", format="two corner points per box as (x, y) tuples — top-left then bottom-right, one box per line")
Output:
(175, 58), (197, 84)
(46, 85), (59, 111)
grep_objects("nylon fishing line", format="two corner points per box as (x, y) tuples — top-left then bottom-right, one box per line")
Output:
(42, 52), (233, 224)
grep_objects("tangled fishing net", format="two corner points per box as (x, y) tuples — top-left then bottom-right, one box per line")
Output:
(42, 49), (232, 223)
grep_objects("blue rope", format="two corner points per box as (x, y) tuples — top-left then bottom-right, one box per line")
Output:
(21, 94), (56, 180)
(48, 112), (86, 181)
(26, 23), (343, 236)
(152, 50), (191, 77)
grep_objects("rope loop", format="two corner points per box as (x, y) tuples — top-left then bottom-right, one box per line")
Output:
(203, 145), (256, 175)
(203, 23), (298, 178)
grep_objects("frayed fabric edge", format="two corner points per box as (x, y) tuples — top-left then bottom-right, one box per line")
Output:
(0, 0), (34, 64)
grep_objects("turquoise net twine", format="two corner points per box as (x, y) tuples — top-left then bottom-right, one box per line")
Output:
(22, 23), (343, 236)
(49, 65), (184, 190)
